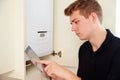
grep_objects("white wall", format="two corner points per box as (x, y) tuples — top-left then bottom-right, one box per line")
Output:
(115, 0), (120, 37)
(98, 0), (116, 33)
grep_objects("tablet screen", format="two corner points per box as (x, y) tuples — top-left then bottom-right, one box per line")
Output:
(25, 46), (50, 80)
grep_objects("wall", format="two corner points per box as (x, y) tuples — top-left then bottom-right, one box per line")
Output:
(115, 0), (120, 37)
(98, 0), (116, 33)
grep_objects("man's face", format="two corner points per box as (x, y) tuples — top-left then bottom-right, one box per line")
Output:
(70, 10), (95, 40)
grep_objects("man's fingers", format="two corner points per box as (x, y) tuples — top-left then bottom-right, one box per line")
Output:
(36, 60), (51, 65)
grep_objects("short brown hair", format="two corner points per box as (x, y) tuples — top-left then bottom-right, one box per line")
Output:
(64, 0), (103, 23)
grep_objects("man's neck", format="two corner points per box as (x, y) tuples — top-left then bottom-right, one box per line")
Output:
(89, 28), (107, 52)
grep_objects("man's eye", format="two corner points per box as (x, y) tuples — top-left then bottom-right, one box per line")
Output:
(75, 20), (80, 24)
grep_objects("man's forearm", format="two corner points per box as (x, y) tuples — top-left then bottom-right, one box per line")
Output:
(65, 73), (81, 80)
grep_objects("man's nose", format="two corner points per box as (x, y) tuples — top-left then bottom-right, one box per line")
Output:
(71, 25), (77, 31)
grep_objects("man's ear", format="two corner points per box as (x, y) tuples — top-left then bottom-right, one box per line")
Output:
(89, 12), (98, 23)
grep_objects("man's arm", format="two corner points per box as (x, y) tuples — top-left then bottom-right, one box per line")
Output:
(36, 60), (82, 80)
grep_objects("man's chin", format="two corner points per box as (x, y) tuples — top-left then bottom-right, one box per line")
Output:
(79, 37), (86, 40)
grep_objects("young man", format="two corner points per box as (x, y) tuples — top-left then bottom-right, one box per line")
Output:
(37, 0), (120, 80)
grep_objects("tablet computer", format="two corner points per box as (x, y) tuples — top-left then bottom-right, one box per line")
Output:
(25, 46), (50, 80)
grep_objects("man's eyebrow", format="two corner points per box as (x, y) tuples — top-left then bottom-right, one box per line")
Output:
(70, 18), (78, 24)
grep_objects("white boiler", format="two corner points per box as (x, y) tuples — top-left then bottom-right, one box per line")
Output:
(25, 0), (53, 57)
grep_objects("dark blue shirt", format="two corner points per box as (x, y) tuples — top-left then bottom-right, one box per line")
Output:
(77, 29), (120, 80)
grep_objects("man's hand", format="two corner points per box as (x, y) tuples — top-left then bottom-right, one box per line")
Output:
(36, 60), (81, 80)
